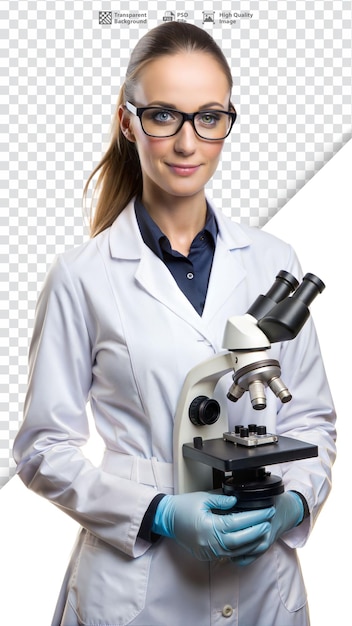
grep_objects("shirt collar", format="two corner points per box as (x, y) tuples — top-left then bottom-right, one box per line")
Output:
(134, 197), (218, 260)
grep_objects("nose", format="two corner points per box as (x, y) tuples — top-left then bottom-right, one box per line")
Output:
(173, 119), (197, 154)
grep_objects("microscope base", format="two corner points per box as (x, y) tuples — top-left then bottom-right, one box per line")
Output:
(221, 467), (284, 510)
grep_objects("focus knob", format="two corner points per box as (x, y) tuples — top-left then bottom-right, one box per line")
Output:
(189, 396), (221, 426)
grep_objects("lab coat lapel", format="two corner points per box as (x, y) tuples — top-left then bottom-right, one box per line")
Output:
(109, 200), (252, 334)
(109, 200), (205, 330)
(135, 248), (204, 327)
(202, 209), (251, 322)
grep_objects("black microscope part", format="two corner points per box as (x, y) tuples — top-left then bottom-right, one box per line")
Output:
(257, 272), (325, 343)
(189, 396), (221, 426)
(246, 270), (299, 321)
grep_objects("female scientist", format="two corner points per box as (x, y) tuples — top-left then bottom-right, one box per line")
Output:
(13, 21), (336, 626)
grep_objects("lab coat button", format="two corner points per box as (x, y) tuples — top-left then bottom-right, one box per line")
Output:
(222, 604), (234, 618)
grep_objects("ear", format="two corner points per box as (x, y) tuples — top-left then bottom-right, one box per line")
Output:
(118, 104), (136, 143)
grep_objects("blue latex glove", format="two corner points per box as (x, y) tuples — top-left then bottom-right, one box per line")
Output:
(152, 491), (275, 561)
(231, 491), (305, 567)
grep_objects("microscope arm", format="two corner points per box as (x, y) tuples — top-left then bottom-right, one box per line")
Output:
(173, 351), (236, 494)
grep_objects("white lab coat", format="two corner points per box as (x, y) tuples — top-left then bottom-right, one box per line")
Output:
(13, 199), (336, 626)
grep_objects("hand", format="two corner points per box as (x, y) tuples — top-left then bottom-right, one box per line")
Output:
(152, 491), (274, 561)
(231, 491), (304, 567)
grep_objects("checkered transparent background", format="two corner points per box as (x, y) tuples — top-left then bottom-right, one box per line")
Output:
(1, 0), (351, 487)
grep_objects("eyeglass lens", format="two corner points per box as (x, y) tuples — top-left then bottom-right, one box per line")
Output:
(141, 108), (232, 139)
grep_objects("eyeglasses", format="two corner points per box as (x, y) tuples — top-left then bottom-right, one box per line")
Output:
(125, 101), (237, 140)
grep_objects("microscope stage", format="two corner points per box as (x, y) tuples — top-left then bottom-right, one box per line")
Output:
(182, 435), (318, 471)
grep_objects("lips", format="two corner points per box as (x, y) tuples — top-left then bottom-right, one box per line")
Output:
(167, 163), (201, 176)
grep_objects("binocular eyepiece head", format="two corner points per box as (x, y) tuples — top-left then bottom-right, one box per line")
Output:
(256, 272), (325, 343)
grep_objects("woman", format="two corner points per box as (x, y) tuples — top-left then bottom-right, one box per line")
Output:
(13, 21), (336, 626)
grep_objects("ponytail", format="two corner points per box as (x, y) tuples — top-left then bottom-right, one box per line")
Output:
(84, 89), (142, 237)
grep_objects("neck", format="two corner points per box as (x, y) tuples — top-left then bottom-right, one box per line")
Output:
(141, 190), (207, 256)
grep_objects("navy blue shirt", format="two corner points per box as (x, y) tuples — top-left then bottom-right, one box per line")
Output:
(134, 198), (218, 315)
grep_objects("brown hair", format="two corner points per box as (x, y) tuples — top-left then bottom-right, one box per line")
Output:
(85, 22), (233, 237)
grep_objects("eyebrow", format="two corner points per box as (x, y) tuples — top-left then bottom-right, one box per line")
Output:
(146, 100), (228, 110)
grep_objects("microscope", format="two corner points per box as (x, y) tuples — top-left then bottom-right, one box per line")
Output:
(173, 270), (325, 511)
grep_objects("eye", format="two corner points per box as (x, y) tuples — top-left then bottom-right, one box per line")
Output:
(197, 111), (221, 126)
(148, 109), (178, 124)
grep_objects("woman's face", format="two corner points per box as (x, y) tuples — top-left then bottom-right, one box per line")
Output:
(121, 51), (231, 206)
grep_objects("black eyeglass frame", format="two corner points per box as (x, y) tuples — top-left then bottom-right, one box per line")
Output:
(125, 101), (237, 140)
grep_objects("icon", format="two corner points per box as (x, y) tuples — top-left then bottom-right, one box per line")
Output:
(202, 11), (215, 23)
(163, 11), (176, 22)
(99, 11), (112, 25)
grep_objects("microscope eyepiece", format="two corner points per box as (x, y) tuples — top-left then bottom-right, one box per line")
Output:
(265, 270), (299, 302)
(257, 272), (325, 343)
(246, 270), (299, 320)
(291, 273), (325, 306)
